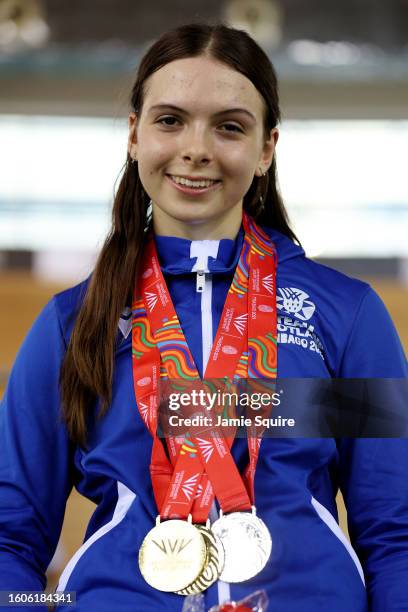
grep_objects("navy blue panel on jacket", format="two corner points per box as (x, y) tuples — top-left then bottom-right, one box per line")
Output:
(0, 224), (407, 612)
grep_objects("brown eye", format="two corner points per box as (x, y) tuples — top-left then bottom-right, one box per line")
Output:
(157, 116), (180, 127)
(219, 123), (244, 133)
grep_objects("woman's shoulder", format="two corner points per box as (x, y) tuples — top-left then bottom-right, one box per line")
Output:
(263, 226), (371, 310)
(52, 276), (90, 342)
(54, 276), (90, 312)
(262, 226), (406, 375)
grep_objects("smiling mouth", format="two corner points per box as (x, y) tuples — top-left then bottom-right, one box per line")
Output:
(167, 174), (221, 189)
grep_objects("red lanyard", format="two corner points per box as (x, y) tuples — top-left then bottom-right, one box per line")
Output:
(132, 213), (277, 522)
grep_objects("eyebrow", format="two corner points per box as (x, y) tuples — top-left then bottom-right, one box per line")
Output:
(148, 103), (256, 122)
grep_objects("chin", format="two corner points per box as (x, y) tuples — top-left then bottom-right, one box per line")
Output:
(159, 202), (219, 221)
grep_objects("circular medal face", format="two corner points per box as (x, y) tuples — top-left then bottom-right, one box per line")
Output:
(176, 524), (226, 595)
(139, 519), (207, 592)
(211, 512), (272, 582)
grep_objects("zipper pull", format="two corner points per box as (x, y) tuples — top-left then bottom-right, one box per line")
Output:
(196, 270), (205, 293)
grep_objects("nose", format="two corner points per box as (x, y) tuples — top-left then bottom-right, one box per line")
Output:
(181, 125), (212, 166)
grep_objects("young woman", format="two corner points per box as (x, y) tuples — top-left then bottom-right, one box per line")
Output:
(0, 23), (407, 612)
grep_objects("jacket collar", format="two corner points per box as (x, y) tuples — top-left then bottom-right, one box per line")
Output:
(118, 228), (244, 339)
(117, 224), (306, 339)
(118, 228), (244, 338)
(154, 228), (244, 275)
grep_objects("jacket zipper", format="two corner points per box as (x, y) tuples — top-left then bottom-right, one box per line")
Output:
(197, 270), (232, 605)
(196, 270), (206, 293)
(198, 271), (214, 370)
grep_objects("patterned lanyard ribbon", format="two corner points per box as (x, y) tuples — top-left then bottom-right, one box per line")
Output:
(132, 213), (277, 522)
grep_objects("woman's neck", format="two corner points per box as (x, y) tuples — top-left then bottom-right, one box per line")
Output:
(152, 206), (243, 241)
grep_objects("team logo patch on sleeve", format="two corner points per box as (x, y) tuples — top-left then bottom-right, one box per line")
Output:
(277, 287), (316, 321)
(276, 288), (324, 359)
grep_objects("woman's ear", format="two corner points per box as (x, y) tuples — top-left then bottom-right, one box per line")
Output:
(127, 112), (138, 161)
(256, 127), (279, 176)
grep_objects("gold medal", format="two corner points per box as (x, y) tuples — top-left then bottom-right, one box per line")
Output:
(176, 523), (225, 595)
(139, 515), (207, 592)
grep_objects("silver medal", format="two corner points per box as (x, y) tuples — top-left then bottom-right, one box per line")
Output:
(211, 507), (272, 582)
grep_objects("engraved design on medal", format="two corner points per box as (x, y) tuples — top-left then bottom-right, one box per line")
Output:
(139, 519), (207, 592)
(152, 536), (193, 555)
(211, 510), (272, 582)
(176, 524), (226, 595)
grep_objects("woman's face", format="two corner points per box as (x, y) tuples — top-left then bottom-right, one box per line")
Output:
(128, 55), (278, 239)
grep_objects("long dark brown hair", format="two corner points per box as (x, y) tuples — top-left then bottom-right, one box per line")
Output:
(60, 22), (298, 447)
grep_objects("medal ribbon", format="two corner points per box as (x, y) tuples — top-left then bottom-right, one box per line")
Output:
(132, 213), (277, 521)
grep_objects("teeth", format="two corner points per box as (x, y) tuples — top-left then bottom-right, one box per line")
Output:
(170, 175), (217, 188)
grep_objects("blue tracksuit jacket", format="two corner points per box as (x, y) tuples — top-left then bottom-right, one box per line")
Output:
(0, 225), (407, 611)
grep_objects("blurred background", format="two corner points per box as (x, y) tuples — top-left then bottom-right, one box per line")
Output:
(0, 0), (407, 593)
